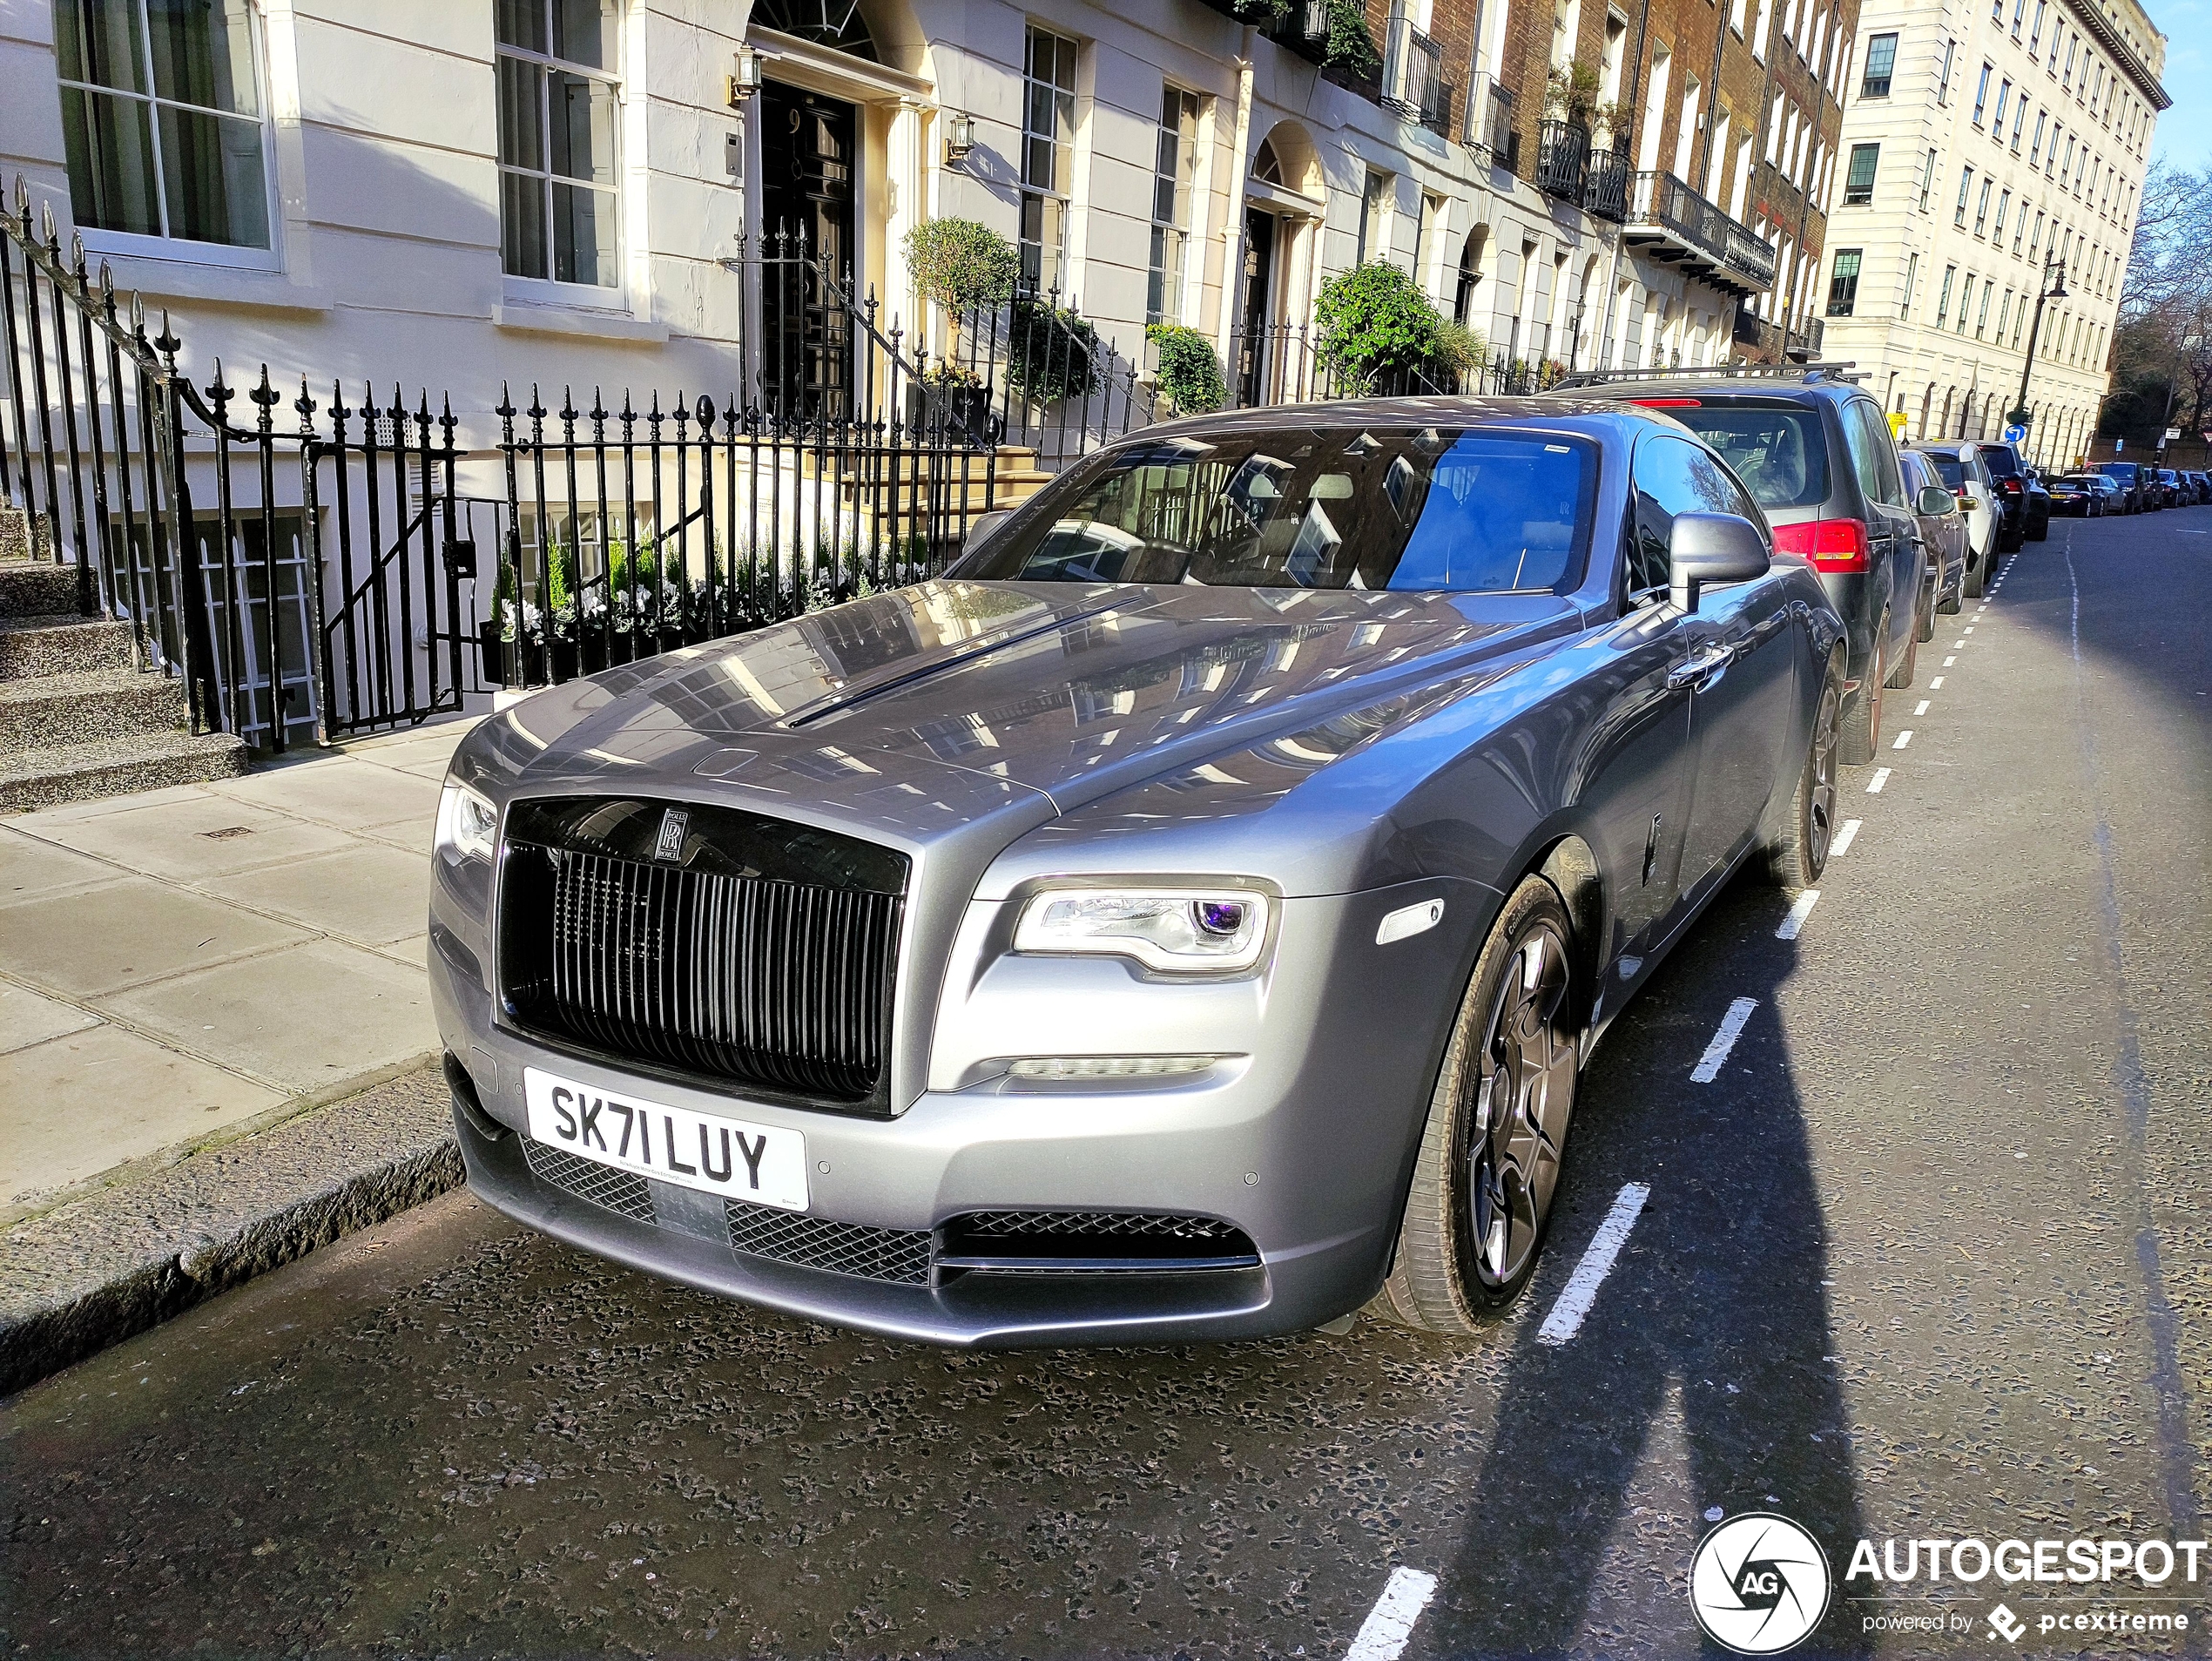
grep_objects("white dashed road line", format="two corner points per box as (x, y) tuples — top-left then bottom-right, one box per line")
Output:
(1691, 998), (1760, 1084)
(1930, 676), (1944, 688)
(1535, 1182), (1653, 1347)
(1914, 699), (1931, 714)
(1776, 889), (1820, 940)
(1893, 730), (1914, 749)
(1345, 1568), (1440, 1661)
(1944, 655), (1957, 666)
(1830, 818), (1862, 856)
(1867, 767), (1892, 793)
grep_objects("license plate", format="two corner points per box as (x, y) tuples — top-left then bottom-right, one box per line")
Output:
(523, 1067), (809, 1212)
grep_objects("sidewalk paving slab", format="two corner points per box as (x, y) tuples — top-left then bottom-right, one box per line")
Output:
(14, 792), (356, 880)
(211, 758), (444, 832)
(198, 841), (432, 944)
(0, 982), (98, 1053)
(0, 877), (313, 997)
(3, 1026), (289, 1205)
(0, 1063), (461, 1397)
(102, 937), (434, 1091)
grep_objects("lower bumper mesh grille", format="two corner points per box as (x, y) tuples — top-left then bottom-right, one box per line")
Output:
(725, 1200), (934, 1285)
(523, 1138), (657, 1225)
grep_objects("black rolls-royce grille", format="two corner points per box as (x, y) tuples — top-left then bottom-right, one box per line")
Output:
(499, 797), (907, 1108)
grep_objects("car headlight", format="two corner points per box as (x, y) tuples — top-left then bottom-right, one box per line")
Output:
(435, 779), (499, 861)
(1013, 888), (1271, 975)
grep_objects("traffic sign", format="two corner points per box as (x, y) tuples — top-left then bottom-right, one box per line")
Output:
(2003, 422), (2028, 444)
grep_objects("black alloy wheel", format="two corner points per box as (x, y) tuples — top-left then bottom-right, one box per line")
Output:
(1764, 658), (1842, 891)
(1460, 916), (1577, 1295)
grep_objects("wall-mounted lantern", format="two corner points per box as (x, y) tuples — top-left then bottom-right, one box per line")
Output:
(725, 46), (763, 107)
(944, 111), (977, 165)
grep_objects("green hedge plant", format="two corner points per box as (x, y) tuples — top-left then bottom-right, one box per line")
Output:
(1007, 297), (1103, 404)
(1147, 323), (1228, 415)
(1312, 261), (1445, 392)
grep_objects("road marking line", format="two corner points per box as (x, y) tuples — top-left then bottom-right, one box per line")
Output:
(1830, 818), (1862, 855)
(1867, 767), (1892, 793)
(1965, 626), (1976, 634)
(1777, 889), (1820, 941)
(1953, 639), (1968, 647)
(1943, 655), (1957, 665)
(1345, 1567), (1440, 1661)
(1535, 1182), (1652, 1347)
(1914, 699), (1931, 714)
(1691, 998), (1759, 1083)
(1893, 730), (1913, 749)
(1930, 676), (1944, 688)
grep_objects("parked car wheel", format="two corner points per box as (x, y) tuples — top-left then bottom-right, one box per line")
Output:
(1376, 875), (1580, 1332)
(1840, 618), (1887, 765)
(1918, 575), (1937, 642)
(1762, 655), (1843, 893)
(1966, 550), (1988, 599)
(1885, 611), (1919, 689)
(2029, 513), (2049, 542)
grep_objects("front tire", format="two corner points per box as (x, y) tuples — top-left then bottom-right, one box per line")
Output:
(1763, 654), (1842, 892)
(1376, 877), (1580, 1334)
(1965, 547), (1988, 599)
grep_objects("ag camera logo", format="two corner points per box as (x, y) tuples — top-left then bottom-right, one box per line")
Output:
(1689, 1512), (1833, 1654)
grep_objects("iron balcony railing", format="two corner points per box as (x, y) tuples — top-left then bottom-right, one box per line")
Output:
(1625, 170), (1777, 294)
(1583, 147), (1631, 222)
(1472, 80), (1517, 166)
(1536, 121), (1590, 204)
(1382, 11), (1453, 135)
(1730, 308), (1825, 361)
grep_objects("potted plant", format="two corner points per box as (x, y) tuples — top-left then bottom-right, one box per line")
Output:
(902, 217), (1018, 356)
(907, 359), (993, 442)
(1544, 60), (1603, 130)
(1312, 261), (1446, 395)
(1146, 323), (1229, 415)
(1007, 297), (1103, 406)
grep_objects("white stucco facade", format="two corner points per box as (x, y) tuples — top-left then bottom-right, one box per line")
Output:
(1817, 0), (2166, 467)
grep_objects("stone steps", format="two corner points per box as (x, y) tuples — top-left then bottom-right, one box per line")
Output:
(0, 614), (136, 679)
(0, 666), (188, 750)
(0, 726), (248, 812)
(0, 560), (87, 619)
(0, 550), (251, 810)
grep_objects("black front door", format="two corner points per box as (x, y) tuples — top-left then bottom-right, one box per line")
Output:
(759, 83), (857, 423)
(1236, 208), (1276, 407)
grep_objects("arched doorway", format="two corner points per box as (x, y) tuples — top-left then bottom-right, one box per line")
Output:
(1236, 125), (1325, 405)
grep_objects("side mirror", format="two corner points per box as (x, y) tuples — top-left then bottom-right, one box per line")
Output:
(1919, 483), (1957, 516)
(962, 509), (1009, 554)
(1669, 512), (1770, 612)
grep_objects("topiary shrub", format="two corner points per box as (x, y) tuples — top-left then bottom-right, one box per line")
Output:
(1312, 261), (1446, 393)
(1428, 319), (1489, 389)
(903, 219), (1019, 321)
(1007, 297), (1103, 404)
(1148, 322), (1228, 414)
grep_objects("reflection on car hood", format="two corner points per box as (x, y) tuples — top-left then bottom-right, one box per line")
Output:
(508, 579), (1579, 813)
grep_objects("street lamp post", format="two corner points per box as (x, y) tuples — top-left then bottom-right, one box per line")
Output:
(2010, 258), (2069, 453)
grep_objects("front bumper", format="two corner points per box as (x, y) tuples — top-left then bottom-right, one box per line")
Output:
(428, 880), (1487, 1347)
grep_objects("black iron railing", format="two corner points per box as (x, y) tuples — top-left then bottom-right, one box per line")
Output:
(1383, 12), (1453, 134)
(1583, 147), (1632, 222)
(2, 188), (1001, 744)
(1537, 121), (1591, 203)
(1473, 81), (1517, 167)
(1625, 170), (1777, 293)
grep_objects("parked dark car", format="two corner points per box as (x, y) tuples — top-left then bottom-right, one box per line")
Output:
(428, 400), (1847, 1345)
(2020, 469), (2052, 540)
(2095, 461), (2149, 512)
(2156, 469), (2184, 507)
(1973, 442), (2035, 547)
(1909, 443), (2004, 600)
(1899, 448), (1967, 637)
(1543, 367), (1919, 762)
(2047, 474), (2109, 517)
(2188, 471), (2212, 505)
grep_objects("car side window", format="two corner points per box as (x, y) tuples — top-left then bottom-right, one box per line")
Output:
(1844, 401), (1906, 507)
(1627, 436), (1750, 599)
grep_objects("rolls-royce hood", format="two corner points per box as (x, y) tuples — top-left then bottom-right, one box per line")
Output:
(502, 580), (1580, 817)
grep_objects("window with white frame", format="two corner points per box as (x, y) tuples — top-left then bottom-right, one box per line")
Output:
(56, 0), (274, 256)
(497, 0), (622, 288)
(1357, 168), (1392, 265)
(1021, 25), (1080, 292)
(1146, 84), (1199, 325)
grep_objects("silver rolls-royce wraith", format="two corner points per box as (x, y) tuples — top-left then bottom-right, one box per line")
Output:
(428, 400), (1845, 1346)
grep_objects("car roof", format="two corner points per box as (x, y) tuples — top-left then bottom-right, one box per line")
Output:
(1542, 368), (1870, 408)
(1096, 395), (1678, 450)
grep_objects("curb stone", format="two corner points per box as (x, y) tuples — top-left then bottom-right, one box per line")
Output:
(0, 1063), (460, 1398)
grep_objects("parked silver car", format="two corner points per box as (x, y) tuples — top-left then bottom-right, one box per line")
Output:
(1898, 449), (1967, 638)
(429, 401), (1845, 1346)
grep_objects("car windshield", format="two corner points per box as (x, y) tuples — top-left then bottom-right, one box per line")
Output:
(956, 427), (1598, 593)
(1648, 404), (1830, 509)
(1980, 447), (2021, 477)
(1922, 454), (1966, 489)
(2055, 476), (2098, 488)
(2098, 463), (2138, 480)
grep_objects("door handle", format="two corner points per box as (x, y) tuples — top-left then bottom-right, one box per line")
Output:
(1666, 642), (1735, 691)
